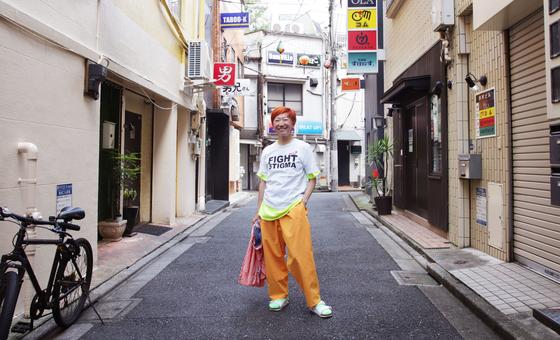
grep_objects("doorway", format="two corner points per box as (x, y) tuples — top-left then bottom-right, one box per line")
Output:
(404, 98), (428, 218)
(123, 111), (142, 227)
(338, 140), (350, 186)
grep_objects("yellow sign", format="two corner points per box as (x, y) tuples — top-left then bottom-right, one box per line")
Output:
(348, 8), (377, 29)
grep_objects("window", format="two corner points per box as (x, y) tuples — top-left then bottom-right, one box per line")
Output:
(552, 66), (560, 103)
(267, 83), (303, 115)
(551, 0), (560, 14)
(430, 94), (443, 175)
(550, 20), (560, 58)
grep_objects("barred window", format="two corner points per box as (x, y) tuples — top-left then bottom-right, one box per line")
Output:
(267, 83), (303, 115)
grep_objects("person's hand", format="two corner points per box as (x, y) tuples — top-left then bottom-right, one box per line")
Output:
(302, 198), (308, 209)
(252, 213), (260, 225)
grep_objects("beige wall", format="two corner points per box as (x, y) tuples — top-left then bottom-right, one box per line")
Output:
(0, 19), (99, 315)
(383, 0), (440, 89)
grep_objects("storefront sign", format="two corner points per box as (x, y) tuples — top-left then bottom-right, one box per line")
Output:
(341, 77), (361, 91)
(220, 12), (249, 29)
(348, 31), (377, 51)
(267, 51), (294, 65)
(56, 183), (72, 215)
(475, 88), (496, 138)
(348, 0), (376, 8)
(213, 63), (236, 86)
(220, 79), (254, 96)
(347, 52), (378, 74)
(476, 187), (487, 226)
(347, 8), (377, 29)
(296, 54), (321, 67)
(296, 121), (323, 135)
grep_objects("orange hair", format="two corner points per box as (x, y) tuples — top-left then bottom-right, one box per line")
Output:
(270, 106), (297, 124)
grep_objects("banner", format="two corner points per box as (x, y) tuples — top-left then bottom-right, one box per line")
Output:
(348, 31), (377, 51)
(347, 8), (377, 29)
(341, 78), (361, 91)
(347, 52), (378, 74)
(220, 79), (254, 96)
(267, 51), (294, 65)
(348, 0), (376, 8)
(296, 54), (321, 67)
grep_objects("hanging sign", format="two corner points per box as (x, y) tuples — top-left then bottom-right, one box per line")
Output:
(296, 54), (321, 67)
(348, 31), (377, 51)
(56, 183), (72, 215)
(347, 52), (378, 74)
(220, 12), (249, 29)
(347, 8), (377, 29)
(341, 77), (361, 91)
(348, 0), (376, 7)
(267, 51), (294, 65)
(213, 63), (236, 86)
(220, 79), (254, 96)
(475, 88), (496, 138)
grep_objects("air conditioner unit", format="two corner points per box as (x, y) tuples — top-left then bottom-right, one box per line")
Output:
(187, 40), (212, 80)
(288, 23), (303, 34)
(431, 0), (454, 32)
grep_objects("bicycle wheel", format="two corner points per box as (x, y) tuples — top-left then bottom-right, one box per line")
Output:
(0, 271), (22, 340)
(52, 238), (93, 328)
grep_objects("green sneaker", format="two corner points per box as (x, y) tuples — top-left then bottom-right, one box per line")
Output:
(268, 298), (289, 311)
(311, 300), (333, 318)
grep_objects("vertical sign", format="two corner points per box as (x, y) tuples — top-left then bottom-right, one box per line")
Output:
(56, 183), (72, 215)
(475, 88), (496, 138)
(213, 63), (236, 86)
(476, 187), (487, 226)
(347, 0), (378, 74)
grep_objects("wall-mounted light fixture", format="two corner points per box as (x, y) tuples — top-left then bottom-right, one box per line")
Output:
(387, 104), (400, 117)
(465, 72), (487, 92)
(373, 114), (386, 129)
(85, 60), (107, 100)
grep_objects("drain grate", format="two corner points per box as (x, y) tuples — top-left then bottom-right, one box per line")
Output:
(391, 270), (439, 287)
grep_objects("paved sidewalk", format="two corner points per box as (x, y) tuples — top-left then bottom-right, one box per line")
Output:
(350, 192), (560, 340)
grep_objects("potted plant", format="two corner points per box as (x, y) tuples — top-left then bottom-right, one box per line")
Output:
(98, 151), (140, 241)
(368, 136), (393, 215)
(116, 152), (141, 237)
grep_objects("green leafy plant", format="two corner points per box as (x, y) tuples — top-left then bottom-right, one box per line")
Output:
(112, 151), (141, 213)
(367, 136), (393, 197)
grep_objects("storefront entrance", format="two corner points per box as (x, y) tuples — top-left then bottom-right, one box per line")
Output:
(404, 98), (428, 218)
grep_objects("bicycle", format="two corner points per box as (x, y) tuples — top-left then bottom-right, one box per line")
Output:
(0, 206), (94, 340)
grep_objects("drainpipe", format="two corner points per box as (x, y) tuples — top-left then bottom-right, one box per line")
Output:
(17, 142), (41, 319)
(504, 30), (514, 262)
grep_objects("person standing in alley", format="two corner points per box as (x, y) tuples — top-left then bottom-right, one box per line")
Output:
(252, 106), (333, 318)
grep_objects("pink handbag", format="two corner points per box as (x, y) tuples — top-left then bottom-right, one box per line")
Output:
(238, 221), (266, 287)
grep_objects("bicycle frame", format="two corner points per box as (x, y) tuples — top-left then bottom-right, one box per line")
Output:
(1, 225), (69, 312)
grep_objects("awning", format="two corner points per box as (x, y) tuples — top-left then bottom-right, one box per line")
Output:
(380, 76), (430, 104)
(336, 130), (362, 141)
(240, 139), (262, 146)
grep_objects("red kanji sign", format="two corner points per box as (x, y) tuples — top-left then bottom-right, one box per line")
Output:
(213, 63), (236, 86)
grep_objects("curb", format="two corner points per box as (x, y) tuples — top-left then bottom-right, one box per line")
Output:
(21, 204), (239, 339)
(347, 193), (538, 340)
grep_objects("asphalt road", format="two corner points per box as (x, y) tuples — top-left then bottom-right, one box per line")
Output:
(50, 192), (500, 339)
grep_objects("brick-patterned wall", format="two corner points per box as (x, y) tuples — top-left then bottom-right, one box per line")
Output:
(383, 0), (439, 88)
(466, 17), (509, 260)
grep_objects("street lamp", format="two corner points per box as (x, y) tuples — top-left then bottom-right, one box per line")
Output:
(373, 115), (386, 129)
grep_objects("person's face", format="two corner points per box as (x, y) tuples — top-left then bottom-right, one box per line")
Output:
(272, 113), (294, 137)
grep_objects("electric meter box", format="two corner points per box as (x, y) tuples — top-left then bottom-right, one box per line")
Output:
(458, 154), (482, 180)
(102, 121), (116, 149)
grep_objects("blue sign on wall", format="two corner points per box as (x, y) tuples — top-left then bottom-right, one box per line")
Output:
(220, 12), (249, 29)
(348, 52), (378, 74)
(267, 51), (294, 65)
(297, 121), (323, 135)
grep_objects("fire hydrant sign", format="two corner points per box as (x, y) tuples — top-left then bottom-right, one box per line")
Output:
(213, 63), (236, 87)
(475, 88), (496, 138)
(56, 183), (72, 215)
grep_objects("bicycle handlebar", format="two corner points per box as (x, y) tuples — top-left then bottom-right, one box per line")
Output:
(0, 207), (81, 231)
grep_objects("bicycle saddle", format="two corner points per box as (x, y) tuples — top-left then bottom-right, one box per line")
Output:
(58, 207), (85, 221)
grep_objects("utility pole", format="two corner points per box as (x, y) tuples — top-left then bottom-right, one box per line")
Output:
(328, 0), (338, 192)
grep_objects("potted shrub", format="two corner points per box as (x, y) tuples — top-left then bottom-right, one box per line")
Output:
(368, 136), (393, 215)
(98, 151), (140, 241)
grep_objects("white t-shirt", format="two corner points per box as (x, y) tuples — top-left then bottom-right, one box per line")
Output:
(257, 138), (320, 212)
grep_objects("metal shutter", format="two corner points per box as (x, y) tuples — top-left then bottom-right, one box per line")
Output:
(510, 9), (560, 280)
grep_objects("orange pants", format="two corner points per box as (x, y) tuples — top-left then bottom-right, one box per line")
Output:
(260, 202), (321, 308)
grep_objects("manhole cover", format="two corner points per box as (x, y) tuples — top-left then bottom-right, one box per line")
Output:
(391, 271), (439, 287)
